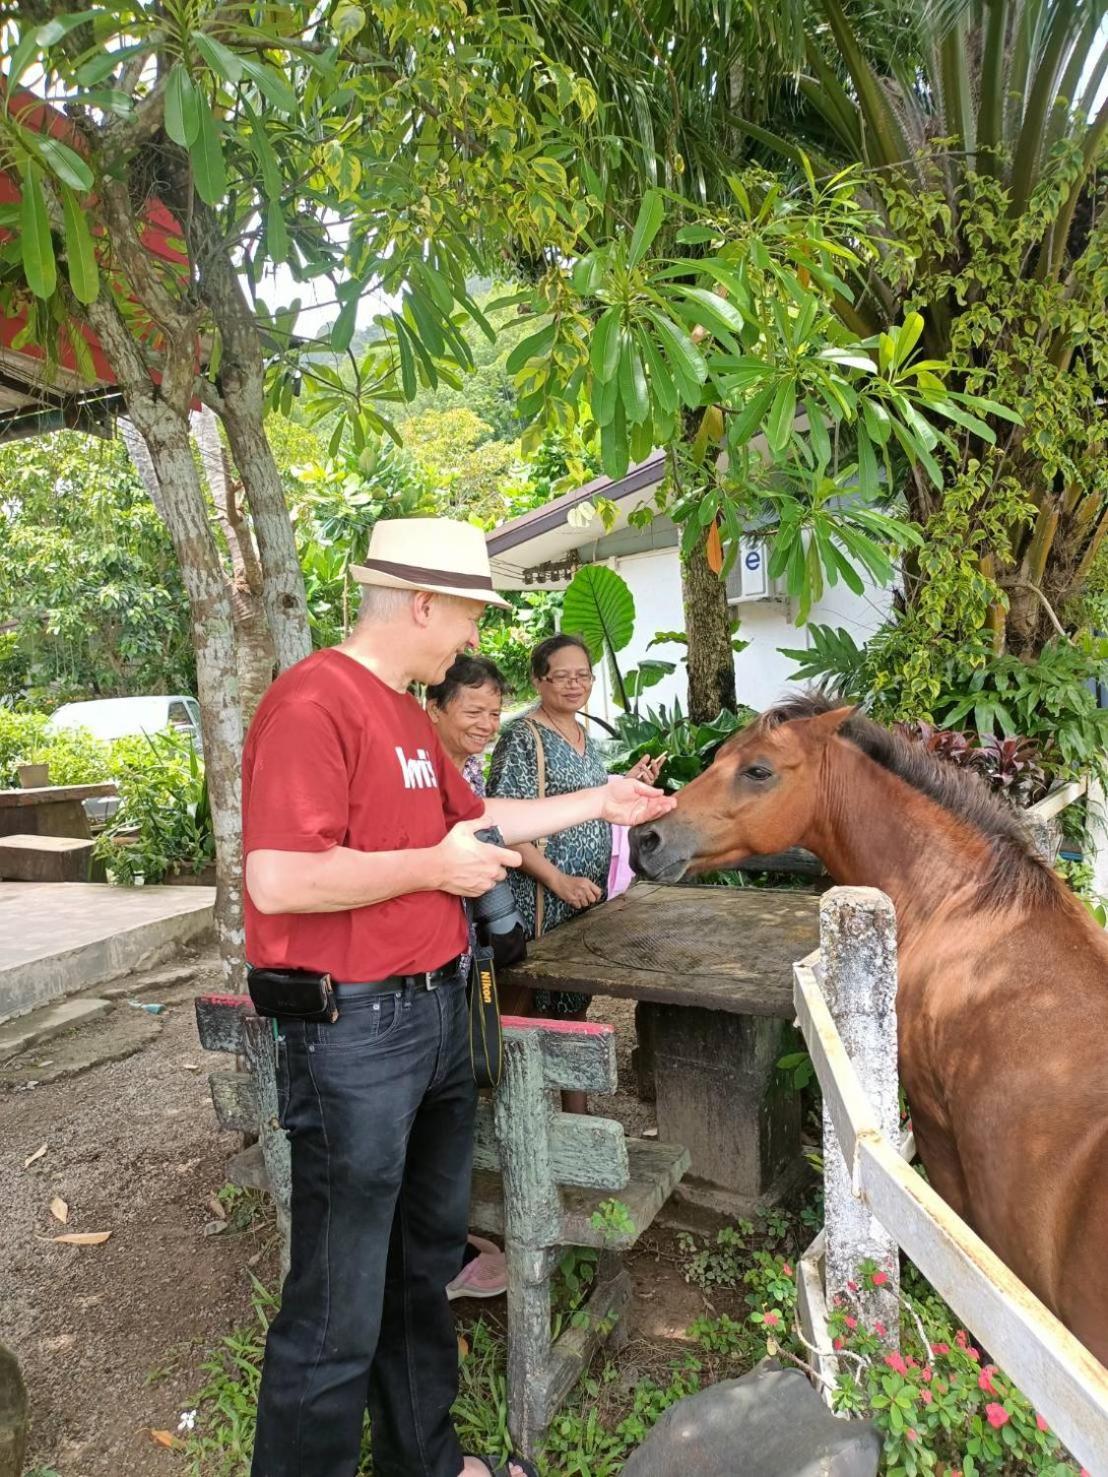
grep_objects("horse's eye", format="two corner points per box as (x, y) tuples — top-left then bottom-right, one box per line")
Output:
(744, 764), (773, 782)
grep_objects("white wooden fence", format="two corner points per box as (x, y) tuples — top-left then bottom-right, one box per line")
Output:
(794, 781), (1108, 1473)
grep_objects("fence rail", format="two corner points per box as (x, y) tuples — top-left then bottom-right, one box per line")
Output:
(794, 880), (1108, 1473)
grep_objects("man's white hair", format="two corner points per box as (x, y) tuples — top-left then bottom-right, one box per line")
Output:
(356, 584), (416, 625)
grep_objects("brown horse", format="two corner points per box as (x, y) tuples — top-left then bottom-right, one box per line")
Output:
(630, 695), (1108, 1363)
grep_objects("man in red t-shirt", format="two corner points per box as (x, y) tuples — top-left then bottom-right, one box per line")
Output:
(244, 519), (674, 1477)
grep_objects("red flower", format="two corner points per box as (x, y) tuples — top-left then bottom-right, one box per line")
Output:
(1036, 1414), (1049, 1434)
(920, 1388), (933, 1405)
(782, 1264), (793, 1277)
(874, 1320), (887, 1336)
(833, 1336), (844, 1351)
(847, 1280), (859, 1293)
(985, 1403), (1010, 1429)
(906, 1356), (918, 1369)
(921, 1367), (932, 1382)
(871, 1271), (889, 1287)
(978, 1365), (998, 1394)
(844, 1315), (858, 1330)
(906, 1428), (918, 1442)
(885, 1352), (909, 1375)
(955, 1329), (968, 1348)
(763, 1310), (781, 1328)
(931, 1342), (950, 1356)
(967, 1346), (981, 1363)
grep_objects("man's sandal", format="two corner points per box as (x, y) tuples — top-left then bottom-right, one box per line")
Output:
(463, 1453), (539, 1477)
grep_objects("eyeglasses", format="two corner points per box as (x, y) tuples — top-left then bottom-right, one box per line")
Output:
(542, 671), (595, 688)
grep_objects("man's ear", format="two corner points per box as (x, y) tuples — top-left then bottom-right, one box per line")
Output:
(410, 590), (435, 627)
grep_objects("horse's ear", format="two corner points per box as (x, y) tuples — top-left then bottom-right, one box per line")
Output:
(803, 705), (857, 743)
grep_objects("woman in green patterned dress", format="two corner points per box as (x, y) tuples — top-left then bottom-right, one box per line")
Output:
(488, 634), (661, 1113)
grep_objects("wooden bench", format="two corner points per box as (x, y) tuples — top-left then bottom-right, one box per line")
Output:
(195, 995), (690, 1458)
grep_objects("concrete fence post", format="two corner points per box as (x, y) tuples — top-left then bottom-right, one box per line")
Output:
(820, 887), (901, 1350)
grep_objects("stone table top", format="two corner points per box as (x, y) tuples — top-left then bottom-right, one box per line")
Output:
(0, 783), (117, 807)
(500, 881), (819, 1018)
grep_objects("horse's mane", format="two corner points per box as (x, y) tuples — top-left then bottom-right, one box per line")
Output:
(755, 693), (1065, 910)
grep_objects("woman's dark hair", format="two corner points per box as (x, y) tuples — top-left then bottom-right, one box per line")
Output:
(530, 633), (593, 681)
(426, 654), (507, 708)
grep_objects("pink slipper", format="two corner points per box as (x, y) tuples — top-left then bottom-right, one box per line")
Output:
(446, 1249), (508, 1301)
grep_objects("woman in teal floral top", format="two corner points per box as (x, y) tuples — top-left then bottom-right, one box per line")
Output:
(488, 634), (661, 1112)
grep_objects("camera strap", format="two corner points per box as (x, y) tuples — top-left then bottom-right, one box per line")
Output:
(467, 940), (503, 1089)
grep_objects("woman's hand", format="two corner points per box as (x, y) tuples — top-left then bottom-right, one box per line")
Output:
(626, 752), (667, 784)
(551, 872), (603, 910)
(599, 775), (677, 828)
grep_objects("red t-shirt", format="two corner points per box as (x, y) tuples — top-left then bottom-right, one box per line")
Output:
(242, 648), (483, 979)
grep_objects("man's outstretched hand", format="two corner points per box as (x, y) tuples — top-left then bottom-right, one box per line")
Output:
(598, 776), (677, 828)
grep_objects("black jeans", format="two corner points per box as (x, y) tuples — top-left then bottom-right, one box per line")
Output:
(251, 976), (476, 1477)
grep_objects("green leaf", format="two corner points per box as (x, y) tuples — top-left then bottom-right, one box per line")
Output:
(505, 321), (555, 376)
(727, 383), (776, 447)
(672, 285), (746, 334)
(562, 564), (635, 661)
(644, 311), (707, 408)
(619, 336), (650, 424)
(856, 422), (879, 498)
(239, 57), (297, 114)
(36, 10), (103, 45)
(590, 307), (622, 383)
(767, 378), (797, 453)
(165, 62), (201, 147)
(29, 135), (94, 193)
(600, 401), (630, 479)
(861, 399), (892, 446)
(192, 31), (245, 84)
(530, 157), (567, 189)
(393, 320), (418, 399)
(331, 294), (359, 354)
(20, 163), (56, 300)
(190, 96), (226, 206)
(627, 189), (665, 268)
(638, 330), (677, 415)
(61, 186), (98, 304)
(265, 198), (289, 264)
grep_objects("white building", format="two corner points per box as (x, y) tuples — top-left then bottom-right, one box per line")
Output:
(486, 451), (895, 724)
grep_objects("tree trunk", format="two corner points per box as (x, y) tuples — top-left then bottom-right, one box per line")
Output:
(682, 526), (737, 721)
(192, 408), (277, 724)
(166, 172), (312, 674)
(118, 414), (246, 985)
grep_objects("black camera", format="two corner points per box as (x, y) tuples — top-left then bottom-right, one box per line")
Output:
(472, 826), (528, 968)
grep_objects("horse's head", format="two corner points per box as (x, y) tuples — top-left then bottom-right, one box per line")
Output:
(629, 703), (854, 881)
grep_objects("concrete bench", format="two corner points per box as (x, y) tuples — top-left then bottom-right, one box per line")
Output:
(195, 996), (690, 1458)
(0, 834), (94, 882)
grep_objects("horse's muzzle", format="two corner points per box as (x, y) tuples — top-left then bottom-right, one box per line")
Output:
(629, 818), (695, 882)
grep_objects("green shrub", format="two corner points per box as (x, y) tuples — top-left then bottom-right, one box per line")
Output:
(0, 710), (115, 788)
(94, 730), (213, 885)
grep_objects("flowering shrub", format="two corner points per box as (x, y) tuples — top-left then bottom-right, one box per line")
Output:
(826, 1287), (1084, 1475)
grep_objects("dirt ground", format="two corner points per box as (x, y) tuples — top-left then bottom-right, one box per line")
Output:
(1, 957), (711, 1477)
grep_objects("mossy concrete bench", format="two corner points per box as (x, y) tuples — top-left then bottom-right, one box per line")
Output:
(195, 996), (689, 1458)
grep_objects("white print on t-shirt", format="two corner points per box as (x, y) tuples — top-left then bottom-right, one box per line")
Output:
(395, 746), (439, 790)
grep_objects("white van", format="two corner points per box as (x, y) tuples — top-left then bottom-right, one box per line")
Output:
(47, 695), (204, 755)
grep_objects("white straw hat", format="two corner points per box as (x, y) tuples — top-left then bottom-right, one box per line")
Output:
(351, 517), (511, 610)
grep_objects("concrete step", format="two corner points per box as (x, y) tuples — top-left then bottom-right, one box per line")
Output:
(0, 881), (214, 1022)
(0, 995), (113, 1063)
(96, 964), (199, 1001)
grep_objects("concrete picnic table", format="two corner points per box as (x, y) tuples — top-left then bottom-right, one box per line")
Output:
(500, 881), (820, 1216)
(0, 783), (117, 841)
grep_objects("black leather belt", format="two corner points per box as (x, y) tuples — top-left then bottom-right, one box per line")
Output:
(334, 954), (464, 994)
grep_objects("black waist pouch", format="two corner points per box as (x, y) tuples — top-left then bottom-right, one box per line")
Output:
(467, 943), (503, 1089)
(247, 966), (338, 1023)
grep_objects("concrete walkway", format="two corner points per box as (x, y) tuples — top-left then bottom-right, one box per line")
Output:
(0, 882), (214, 1023)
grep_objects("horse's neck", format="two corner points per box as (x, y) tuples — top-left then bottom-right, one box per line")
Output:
(803, 742), (993, 940)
